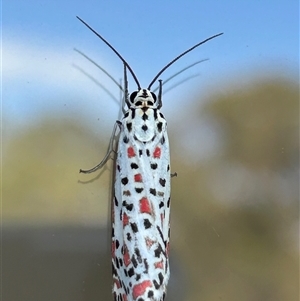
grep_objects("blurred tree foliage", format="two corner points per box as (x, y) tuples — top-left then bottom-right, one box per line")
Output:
(206, 79), (298, 170)
(171, 77), (299, 301)
(3, 75), (299, 301)
(3, 119), (114, 224)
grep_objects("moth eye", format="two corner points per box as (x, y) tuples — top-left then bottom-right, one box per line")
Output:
(151, 92), (157, 103)
(130, 91), (138, 103)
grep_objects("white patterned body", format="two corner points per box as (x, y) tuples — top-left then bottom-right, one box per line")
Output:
(112, 89), (171, 301)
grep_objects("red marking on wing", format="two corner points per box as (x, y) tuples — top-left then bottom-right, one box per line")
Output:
(153, 146), (161, 158)
(139, 197), (152, 214)
(145, 237), (155, 248)
(123, 245), (131, 267)
(154, 260), (164, 269)
(132, 280), (152, 299)
(122, 294), (128, 301)
(134, 173), (143, 182)
(127, 146), (136, 158)
(123, 213), (129, 227)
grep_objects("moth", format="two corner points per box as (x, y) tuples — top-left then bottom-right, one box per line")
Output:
(77, 16), (222, 301)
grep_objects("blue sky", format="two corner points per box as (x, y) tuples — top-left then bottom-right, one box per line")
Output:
(2, 0), (299, 137)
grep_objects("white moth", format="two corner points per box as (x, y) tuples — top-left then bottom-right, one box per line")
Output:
(77, 16), (222, 301)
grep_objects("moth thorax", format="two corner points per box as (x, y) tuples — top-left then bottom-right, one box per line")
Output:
(130, 89), (157, 108)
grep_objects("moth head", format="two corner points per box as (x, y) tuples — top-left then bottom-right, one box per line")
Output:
(129, 89), (157, 108)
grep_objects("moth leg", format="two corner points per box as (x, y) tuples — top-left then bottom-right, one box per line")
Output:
(171, 172), (178, 178)
(123, 63), (130, 110)
(157, 79), (163, 109)
(79, 122), (120, 174)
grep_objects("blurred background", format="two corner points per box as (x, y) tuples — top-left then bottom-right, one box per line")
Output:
(2, 1), (299, 301)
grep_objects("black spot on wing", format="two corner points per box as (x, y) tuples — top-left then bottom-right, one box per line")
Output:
(126, 203), (133, 211)
(154, 244), (163, 258)
(123, 135), (129, 143)
(131, 223), (138, 233)
(131, 163), (139, 169)
(135, 248), (142, 263)
(144, 219), (151, 229)
(150, 188), (156, 196)
(126, 122), (132, 132)
(128, 267), (134, 277)
(121, 177), (129, 185)
(131, 255), (138, 268)
(143, 259), (149, 273)
(126, 232), (132, 241)
(159, 272), (164, 284)
(159, 178), (166, 187)
(135, 188), (144, 193)
(153, 280), (160, 289)
(157, 122), (163, 132)
(151, 163), (158, 170)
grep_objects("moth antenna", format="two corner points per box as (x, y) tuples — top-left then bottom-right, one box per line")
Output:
(76, 16), (141, 90)
(148, 32), (223, 90)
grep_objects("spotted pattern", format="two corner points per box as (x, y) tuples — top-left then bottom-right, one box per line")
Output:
(112, 89), (171, 301)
